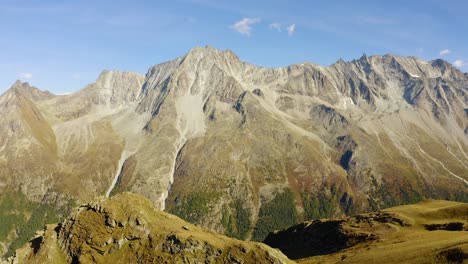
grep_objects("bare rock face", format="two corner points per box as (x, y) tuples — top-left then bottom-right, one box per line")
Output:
(0, 47), (467, 257)
(7, 193), (293, 264)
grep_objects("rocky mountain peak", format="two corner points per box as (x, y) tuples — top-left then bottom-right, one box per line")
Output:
(11, 79), (23, 88)
(2, 80), (55, 102)
(180, 46), (243, 77)
(78, 69), (145, 108)
(431, 58), (450, 69)
(95, 70), (144, 89)
(428, 59), (465, 80)
(358, 53), (369, 64)
(336, 58), (346, 65)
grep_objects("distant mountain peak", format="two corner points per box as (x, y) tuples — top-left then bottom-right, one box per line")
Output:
(182, 46), (241, 64)
(3, 80), (54, 101)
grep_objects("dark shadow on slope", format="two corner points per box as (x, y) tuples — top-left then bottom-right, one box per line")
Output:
(339, 150), (353, 170)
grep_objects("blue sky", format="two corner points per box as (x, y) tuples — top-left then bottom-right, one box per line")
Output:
(1, 0), (467, 94)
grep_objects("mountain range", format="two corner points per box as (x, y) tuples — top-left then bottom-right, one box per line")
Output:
(0, 46), (467, 257)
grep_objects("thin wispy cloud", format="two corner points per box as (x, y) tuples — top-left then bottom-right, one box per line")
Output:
(439, 49), (451, 56)
(19, 73), (33, 80)
(269, 22), (282, 32)
(416, 48), (424, 53)
(453, 59), (466, 67)
(231, 17), (260, 36)
(286, 24), (295, 36)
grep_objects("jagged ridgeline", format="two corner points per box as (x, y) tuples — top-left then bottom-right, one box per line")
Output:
(0, 46), (467, 257)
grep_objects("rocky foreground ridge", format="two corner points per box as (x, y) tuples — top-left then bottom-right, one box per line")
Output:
(5, 193), (293, 264)
(5, 196), (467, 264)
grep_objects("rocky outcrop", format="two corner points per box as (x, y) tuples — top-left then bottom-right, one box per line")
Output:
(6, 193), (293, 264)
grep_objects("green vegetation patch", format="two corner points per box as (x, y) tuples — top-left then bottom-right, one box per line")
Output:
(6, 203), (60, 257)
(252, 188), (298, 241)
(303, 193), (333, 220)
(0, 191), (35, 242)
(170, 191), (221, 224)
(222, 199), (252, 240)
(0, 191), (75, 258)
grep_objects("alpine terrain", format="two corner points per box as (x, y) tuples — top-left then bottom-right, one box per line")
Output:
(0, 46), (467, 258)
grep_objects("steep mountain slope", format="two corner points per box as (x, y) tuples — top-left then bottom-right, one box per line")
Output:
(130, 47), (468, 240)
(0, 81), (58, 200)
(0, 46), (467, 257)
(0, 72), (147, 257)
(264, 199), (468, 264)
(0, 71), (146, 203)
(5, 193), (293, 264)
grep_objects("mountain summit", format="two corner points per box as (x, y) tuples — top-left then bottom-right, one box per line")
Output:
(0, 47), (467, 257)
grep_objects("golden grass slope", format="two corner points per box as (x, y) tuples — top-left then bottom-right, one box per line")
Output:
(266, 200), (468, 264)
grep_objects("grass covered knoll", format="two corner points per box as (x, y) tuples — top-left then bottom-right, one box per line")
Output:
(9, 192), (295, 264)
(265, 199), (468, 264)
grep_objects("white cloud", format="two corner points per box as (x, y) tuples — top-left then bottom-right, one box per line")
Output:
(269, 22), (281, 32)
(286, 24), (295, 36)
(231, 17), (260, 36)
(453, 59), (466, 67)
(19, 73), (33, 79)
(439, 49), (451, 56)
